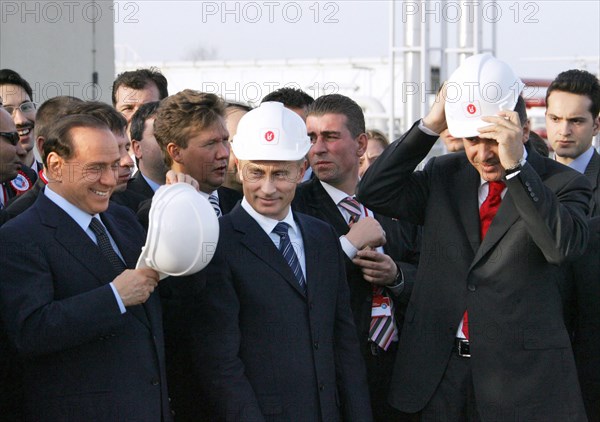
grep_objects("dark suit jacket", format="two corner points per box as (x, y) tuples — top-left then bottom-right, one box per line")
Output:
(111, 171), (157, 213)
(3, 177), (45, 220)
(195, 204), (372, 422)
(0, 192), (172, 421)
(569, 217), (600, 421)
(584, 150), (600, 217)
(356, 121), (590, 421)
(292, 178), (420, 342)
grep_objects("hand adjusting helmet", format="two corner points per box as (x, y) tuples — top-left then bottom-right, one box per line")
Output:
(136, 183), (219, 279)
(445, 53), (525, 138)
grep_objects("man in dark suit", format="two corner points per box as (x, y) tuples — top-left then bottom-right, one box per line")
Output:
(196, 101), (372, 421)
(546, 69), (600, 216)
(292, 94), (419, 422)
(0, 115), (170, 421)
(144, 90), (241, 421)
(112, 101), (166, 212)
(357, 55), (590, 421)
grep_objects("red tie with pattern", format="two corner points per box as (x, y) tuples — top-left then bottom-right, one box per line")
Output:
(462, 181), (505, 339)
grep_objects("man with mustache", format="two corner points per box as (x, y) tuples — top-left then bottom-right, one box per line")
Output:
(357, 54), (590, 421)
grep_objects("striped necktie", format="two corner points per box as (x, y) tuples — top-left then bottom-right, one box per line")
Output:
(208, 193), (222, 218)
(339, 196), (361, 225)
(272, 222), (306, 294)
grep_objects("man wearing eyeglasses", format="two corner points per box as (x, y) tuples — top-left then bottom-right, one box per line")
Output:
(0, 107), (26, 212)
(0, 69), (38, 174)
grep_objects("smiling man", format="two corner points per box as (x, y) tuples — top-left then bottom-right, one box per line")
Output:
(196, 101), (373, 421)
(546, 69), (600, 216)
(0, 114), (171, 421)
(0, 69), (37, 172)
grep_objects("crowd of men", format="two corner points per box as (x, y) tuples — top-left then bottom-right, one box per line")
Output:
(0, 55), (598, 422)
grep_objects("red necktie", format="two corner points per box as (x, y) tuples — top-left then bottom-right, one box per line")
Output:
(462, 181), (505, 339)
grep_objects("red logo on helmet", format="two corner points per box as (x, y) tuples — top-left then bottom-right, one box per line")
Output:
(264, 131), (275, 142)
(466, 104), (477, 115)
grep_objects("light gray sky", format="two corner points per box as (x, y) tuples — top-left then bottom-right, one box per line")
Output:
(115, 0), (599, 79)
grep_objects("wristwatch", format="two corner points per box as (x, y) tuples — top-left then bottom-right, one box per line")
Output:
(505, 156), (527, 178)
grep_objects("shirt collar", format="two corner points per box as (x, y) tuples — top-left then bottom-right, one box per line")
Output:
(319, 180), (354, 205)
(44, 185), (97, 233)
(565, 146), (594, 175)
(141, 173), (162, 193)
(241, 197), (299, 237)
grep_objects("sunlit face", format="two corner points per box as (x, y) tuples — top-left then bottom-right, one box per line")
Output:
(115, 82), (161, 123)
(47, 126), (120, 215)
(0, 84), (36, 162)
(307, 113), (366, 188)
(170, 119), (230, 194)
(359, 138), (386, 177)
(546, 91), (600, 165)
(114, 131), (134, 192)
(239, 160), (305, 220)
(0, 108), (24, 182)
(463, 137), (505, 182)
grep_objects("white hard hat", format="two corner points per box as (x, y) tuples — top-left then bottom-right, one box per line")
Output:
(136, 183), (219, 280)
(445, 53), (525, 138)
(232, 101), (311, 161)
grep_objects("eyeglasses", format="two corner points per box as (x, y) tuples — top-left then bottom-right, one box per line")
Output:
(3, 101), (36, 116)
(0, 131), (19, 146)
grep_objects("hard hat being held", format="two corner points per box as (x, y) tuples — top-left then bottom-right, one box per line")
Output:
(232, 101), (311, 161)
(445, 53), (525, 138)
(136, 183), (219, 279)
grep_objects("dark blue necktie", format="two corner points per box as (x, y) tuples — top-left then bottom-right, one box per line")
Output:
(272, 222), (306, 293)
(89, 218), (126, 272)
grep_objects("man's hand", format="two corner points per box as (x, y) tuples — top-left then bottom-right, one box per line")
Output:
(352, 249), (399, 286)
(345, 217), (386, 250)
(478, 110), (525, 169)
(422, 82), (449, 134)
(113, 268), (160, 307)
(165, 170), (199, 190)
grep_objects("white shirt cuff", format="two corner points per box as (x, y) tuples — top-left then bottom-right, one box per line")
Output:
(418, 119), (440, 136)
(110, 282), (127, 314)
(340, 235), (358, 259)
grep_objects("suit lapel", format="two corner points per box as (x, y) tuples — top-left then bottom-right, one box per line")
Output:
(455, 162), (481, 254)
(470, 149), (547, 268)
(306, 179), (350, 235)
(232, 206), (307, 298)
(296, 214), (319, 300)
(584, 151), (600, 192)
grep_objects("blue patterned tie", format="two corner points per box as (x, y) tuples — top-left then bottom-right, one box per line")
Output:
(89, 218), (126, 272)
(208, 193), (222, 218)
(272, 222), (306, 293)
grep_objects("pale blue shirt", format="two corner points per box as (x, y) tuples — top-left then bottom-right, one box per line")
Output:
(44, 186), (127, 313)
(565, 145), (594, 175)
(142, 173), (162, 192)
(241, 197), (307, 281)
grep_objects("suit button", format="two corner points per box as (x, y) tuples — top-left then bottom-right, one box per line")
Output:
(151, 379), (160, 386)
(314, 341), (319, 350)
(533, 197), (539, 202)
(467, 284), (476, 292)
(525, 181), (530, 187)
(309, 302), (314, 310)
(530, 192), (536, 198)
(319, 384), (325, 391)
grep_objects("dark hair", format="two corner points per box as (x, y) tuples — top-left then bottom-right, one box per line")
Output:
(42, 115), (108, 166)
(366, 129), (389, 148)
(130, 101), (160, 142)
(154, 90), (225, 167)
(546, 69), (600, 118)
(111, 68), (168, 106)
(307, 94), (365, 138)
(262, 87), (314, 109)
(0, 69), (33, 100)
(515, 96), (528, 128)
(67, 101), (127, 136)
(35, 96), (83, 140)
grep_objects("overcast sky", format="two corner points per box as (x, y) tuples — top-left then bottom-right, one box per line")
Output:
(115, 0), (599, 79)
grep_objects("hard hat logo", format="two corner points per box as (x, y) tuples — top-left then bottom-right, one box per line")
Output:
(264, 130), (276, 142)
(463, 101), (481, 118)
